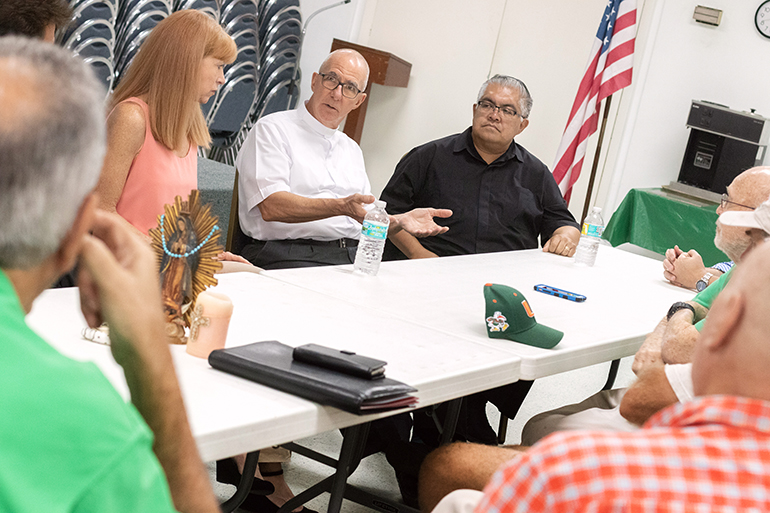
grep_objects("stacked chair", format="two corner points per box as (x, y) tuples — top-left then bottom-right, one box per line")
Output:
(113, 0), (172, 85)
(257, 0), (301, 119)
(174, 0), (221, 20)
(60, 0), (303, 164)
(208, 0), (302, 165)
(59, 0), (117, 96)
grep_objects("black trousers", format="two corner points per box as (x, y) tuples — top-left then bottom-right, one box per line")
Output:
(413, 380), (535, 446)
(239, 238), (358, 270)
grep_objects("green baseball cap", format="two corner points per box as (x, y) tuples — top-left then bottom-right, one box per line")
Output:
(484, 283), (563, 349)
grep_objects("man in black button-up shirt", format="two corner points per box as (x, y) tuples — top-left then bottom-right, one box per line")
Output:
(380, 76), (581, 476)
(382, 75), (580, 259)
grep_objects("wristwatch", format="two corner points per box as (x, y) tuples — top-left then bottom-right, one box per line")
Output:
(667, 301), (695, 321)
(696, 272), (714, 292)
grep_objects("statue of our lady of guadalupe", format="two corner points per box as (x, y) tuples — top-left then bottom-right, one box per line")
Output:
(160, 213), (198, 332)
(150, 191), (223, 343)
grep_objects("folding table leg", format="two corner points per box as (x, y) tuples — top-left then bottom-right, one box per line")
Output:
(439, 398), (463, 446)
(220, 450), (260, 513)
(327, 422), (371, 513)
(602, 359), (621, 391)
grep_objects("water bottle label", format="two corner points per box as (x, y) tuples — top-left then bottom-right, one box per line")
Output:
(581, 222), (604, 238)
(362, 220), (388, 240)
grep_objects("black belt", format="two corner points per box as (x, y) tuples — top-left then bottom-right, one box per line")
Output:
(283, 238), (359, 248)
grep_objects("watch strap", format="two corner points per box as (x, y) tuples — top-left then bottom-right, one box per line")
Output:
(696, 272), (714, 292)
(667, 301), (695, 321)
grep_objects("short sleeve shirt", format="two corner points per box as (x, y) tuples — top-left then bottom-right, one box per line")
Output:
(235, 102), (371, 241)
(0, 271), (177, 513)
(691, 266), (733, 331)
(665, 363), (694, 402)
(380, 128), (578, 256)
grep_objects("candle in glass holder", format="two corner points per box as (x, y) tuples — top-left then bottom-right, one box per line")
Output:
(186, 290), (233, 359)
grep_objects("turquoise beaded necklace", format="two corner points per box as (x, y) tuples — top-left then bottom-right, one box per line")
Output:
(160, 214), (220, 258)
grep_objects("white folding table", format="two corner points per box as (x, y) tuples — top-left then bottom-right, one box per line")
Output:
(262, 247), (694, 380)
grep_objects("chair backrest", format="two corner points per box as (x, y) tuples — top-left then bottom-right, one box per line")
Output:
(259, 32), (299, 67)
(115, 11), (168, 69)
(260, 15), (302, 55)
(220, 0), (258, 27)
(69, 0), (117, 27)
(231, 28), (259, 60)
(62, 19), (115, 51)
(82, 55), (115, 95)
(259, 0), (300, 38)
(70, 0), (118, 11)
(225, 169), (252, 254)
(256, 60), (294, 106)
(260, 46), (296, 75)
(118, 0), (171, 27)
(259, 5), (301, 44)
(175, 0), (220, 19)
(114, 27), (154, 83)
(116, 8), (167, 50)
(223, 12), (258, 38)
(254, 77), (294, 120)
(205, 60), (259, 124)
(208, 72), (258, 134)
(72, 36), (114, 61)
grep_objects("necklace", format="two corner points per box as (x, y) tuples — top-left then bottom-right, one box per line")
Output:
(160, 214), (219, 258)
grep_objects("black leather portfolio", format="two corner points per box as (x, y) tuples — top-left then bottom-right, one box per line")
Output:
(292, 343), (386, 380)
(208, 341), (418, 415)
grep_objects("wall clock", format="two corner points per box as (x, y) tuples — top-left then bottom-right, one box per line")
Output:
(756, 1), (770, 39)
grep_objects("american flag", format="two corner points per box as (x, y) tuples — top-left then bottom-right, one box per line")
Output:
(552, 0), (637, 203)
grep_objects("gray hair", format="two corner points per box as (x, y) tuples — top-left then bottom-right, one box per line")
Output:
(0, 36), (106, 268)
(477, 74), (533, 119)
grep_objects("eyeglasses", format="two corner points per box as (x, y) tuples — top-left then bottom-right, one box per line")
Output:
(476, 99), (519, 119)
(720, 193), (755, 211)
(319, 73), (362, 99)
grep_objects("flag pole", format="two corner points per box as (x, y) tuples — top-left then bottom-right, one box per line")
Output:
(580, 94), (613, 224)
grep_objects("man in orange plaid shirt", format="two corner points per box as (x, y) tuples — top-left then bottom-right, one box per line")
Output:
(436, 238), (770, 512)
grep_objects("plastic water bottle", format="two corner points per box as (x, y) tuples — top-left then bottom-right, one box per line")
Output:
(354, 200), (390, 276)
(574, 206), (605, 267)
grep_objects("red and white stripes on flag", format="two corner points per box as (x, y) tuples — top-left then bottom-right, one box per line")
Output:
(552, 0), (637, 203)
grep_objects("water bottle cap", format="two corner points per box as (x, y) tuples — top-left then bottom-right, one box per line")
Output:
(592, 206), (602, 213)
(374, 200), (386, 209)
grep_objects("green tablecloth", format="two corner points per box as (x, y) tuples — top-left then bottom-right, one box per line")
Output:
(603, 188), (728, 265)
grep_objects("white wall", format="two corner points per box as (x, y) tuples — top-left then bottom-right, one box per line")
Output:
(358, 0), (508, 195)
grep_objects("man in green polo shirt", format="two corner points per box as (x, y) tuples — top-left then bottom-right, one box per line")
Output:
(0, 38), (219, 512)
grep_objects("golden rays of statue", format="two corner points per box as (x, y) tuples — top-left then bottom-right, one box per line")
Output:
(149, 190), (223, 344)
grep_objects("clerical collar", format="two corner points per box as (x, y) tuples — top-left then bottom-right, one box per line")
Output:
(300, 101), (339, 138)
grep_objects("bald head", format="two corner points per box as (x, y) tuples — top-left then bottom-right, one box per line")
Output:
(731, 167), (770, 207)
(319, 49), (369, 90)
(692, 241), (770, 400)
(0, 37), (105, 268)
(715, 167), (770, 263)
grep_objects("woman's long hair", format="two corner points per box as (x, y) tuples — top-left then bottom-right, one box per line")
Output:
(110, 10), (236, 150)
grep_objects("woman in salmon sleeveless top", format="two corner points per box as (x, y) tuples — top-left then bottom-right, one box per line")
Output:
(95, 11), (307, 513)
(96, 10), (236, 237)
